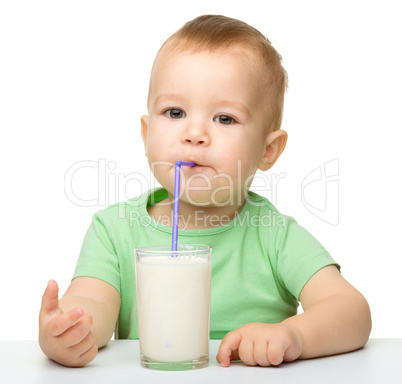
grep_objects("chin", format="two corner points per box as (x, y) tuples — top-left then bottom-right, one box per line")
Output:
(184, 190), (235, 208)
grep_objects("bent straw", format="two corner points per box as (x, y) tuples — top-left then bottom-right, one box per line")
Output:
(172, 160), (195, 254)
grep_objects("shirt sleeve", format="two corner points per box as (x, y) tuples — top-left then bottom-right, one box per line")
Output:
(276, 216), (340, 301)
(73, 211), (121, 294)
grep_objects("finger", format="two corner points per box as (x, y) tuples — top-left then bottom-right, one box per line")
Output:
(59, 312), (93, 348)
(61, 334), (98, 368)
(253, 341), (271, 367)
(77, 332), (97, 355)
(69, 331), (96, 357)
(216, 331), (241, 367)
(41, 280), (60, 315)
(238, 338), (256, 366)
(48, 307), (84, 337)
(76, 340), (98, 367)
(267, 339), (286, 366)
(283, 339), (302, 363)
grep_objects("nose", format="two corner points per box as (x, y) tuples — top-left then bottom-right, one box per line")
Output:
(181, 121), (211, 146)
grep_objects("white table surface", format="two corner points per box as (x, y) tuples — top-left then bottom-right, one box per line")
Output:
(0, 339), (401, 384)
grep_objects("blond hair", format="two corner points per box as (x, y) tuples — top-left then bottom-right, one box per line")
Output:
(151, 15), (288, 131)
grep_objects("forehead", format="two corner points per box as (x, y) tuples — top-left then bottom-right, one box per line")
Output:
(148, 46), (266, 108)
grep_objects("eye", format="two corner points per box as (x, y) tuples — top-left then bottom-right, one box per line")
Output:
(165, 109), (186, 119)
(214, 115), (236, 125)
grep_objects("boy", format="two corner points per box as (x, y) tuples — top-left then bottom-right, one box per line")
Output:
(39, 15), (371, 368)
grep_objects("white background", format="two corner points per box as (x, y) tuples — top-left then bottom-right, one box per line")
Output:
(1, 0), (401, 340)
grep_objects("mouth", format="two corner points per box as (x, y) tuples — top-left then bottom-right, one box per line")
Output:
(191, 164), (204, 169)
(185, 163), (215, 176)
(185, 158), (206, 167)
(186, 162), (207, 170)
(176, 159), (214, 174)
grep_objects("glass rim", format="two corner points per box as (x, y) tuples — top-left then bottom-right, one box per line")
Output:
(134, 244), (211, 255)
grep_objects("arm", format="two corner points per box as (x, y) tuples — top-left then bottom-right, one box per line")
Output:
(284, 265), (371, 358)
(216, 265), (371, 367)
(39, 277), (121, 367)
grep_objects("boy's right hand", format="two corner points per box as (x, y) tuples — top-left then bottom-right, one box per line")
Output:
(39, 280), (98, 367)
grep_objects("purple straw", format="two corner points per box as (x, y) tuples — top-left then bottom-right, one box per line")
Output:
(172, 160), (195, 254)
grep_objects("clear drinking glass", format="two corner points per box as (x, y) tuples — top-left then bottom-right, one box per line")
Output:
(135, 244), (211, 370)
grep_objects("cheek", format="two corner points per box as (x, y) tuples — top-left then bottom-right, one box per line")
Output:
(147, 124), (178, 156)
(221, 139), (260, 173)
(148, 162), (175, 194)
(146, 131), (168, 161)
(228, 144), (264, 189)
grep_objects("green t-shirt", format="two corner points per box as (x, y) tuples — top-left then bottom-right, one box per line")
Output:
(74, 188), (339, 339)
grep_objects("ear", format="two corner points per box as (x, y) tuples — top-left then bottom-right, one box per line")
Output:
(258, 129), (288, 171)
(141, 115), (149, 157)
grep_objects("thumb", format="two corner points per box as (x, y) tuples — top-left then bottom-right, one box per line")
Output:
(41, 280), (60, 315)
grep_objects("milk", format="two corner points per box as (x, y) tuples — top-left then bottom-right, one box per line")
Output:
(136, 256), (211, 362)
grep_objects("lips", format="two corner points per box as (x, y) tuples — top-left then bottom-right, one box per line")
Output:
(178, 158), (213, 172)
(185, 158), (204, 167)
(186, 163), (214, 174)
(189, 163), (207, 170)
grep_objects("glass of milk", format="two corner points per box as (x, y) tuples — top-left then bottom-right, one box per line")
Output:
(135, 244), (211, 370)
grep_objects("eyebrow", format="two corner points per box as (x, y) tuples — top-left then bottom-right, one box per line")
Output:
(215, 99), (251, 119)
(152, 93), (184, 107)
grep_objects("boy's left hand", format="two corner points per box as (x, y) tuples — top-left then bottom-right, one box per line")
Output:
(216, 322), (303, 367)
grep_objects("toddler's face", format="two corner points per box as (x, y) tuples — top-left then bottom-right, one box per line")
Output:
(142, 47), (271, 207)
